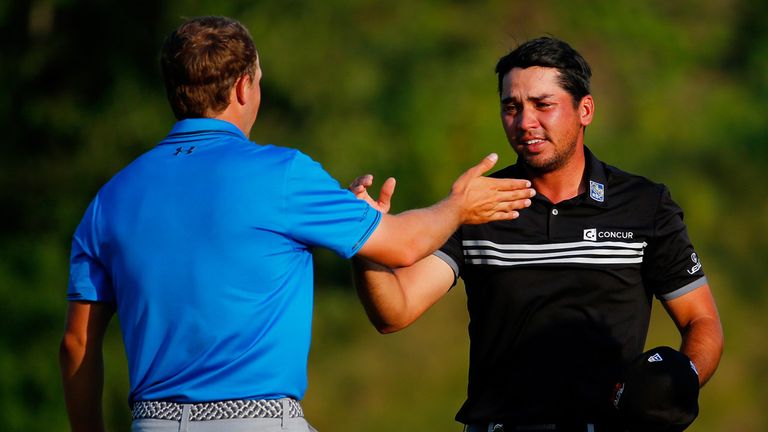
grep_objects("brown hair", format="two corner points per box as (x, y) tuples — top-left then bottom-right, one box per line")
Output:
(161, 16), (258, 119)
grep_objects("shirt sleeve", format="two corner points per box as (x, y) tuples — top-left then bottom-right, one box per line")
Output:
(433, 229), (463, 287)
(643, 185), (707, 301)
(67, 197), (115, 302)
(283, 151), (381, 258)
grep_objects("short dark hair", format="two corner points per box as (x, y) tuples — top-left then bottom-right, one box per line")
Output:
(160, 16), (258, 120)
(495, 37), (592, 106)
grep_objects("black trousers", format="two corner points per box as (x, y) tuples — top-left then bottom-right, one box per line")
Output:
(464, 422), (625, 432)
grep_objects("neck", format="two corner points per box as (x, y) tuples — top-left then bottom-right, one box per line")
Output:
(212, 111), (252, 137)
(526, 145), (587, 204)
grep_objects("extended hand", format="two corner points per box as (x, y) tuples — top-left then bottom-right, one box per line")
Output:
(349, 174), (397, 214)
(449, 153), (535, 224)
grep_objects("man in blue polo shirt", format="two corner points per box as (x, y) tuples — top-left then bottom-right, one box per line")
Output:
(59, 16), (536, 432)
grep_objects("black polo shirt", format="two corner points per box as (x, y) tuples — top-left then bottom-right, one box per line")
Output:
(435, 147), (707, 425)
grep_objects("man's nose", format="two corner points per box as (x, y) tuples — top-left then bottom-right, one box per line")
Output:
(518, 106), (539, 131)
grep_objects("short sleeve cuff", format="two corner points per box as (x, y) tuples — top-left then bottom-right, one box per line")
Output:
(657, 276), (708, 301)
(433, 250), (459, 287)
(348, 208), (382, 258)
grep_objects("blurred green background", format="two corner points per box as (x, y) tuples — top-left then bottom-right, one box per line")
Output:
(1, 0), (766, 430)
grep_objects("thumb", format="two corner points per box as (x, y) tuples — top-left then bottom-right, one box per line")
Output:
(464, 153), (499, 178)
(378, 177), (396, 210)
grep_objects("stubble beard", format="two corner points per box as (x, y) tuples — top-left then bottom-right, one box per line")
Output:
(517, 136), (578, 175)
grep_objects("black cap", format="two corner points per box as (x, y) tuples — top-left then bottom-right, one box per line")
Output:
(612, 346), (700, 432)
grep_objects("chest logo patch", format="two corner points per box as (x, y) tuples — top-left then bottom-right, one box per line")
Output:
(589, 180), (605, 202)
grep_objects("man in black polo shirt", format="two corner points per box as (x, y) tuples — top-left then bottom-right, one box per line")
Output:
(351, 37), (723, 431)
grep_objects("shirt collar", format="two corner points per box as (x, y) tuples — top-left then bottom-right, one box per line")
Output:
(511, 146), (609, 208)
(167, 118), (247, 140)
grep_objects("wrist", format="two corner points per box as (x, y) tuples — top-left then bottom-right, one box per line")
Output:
(442, 191), (467, 225)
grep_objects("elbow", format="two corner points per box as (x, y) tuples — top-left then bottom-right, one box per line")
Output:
(374, 324), (400, 334)
(376, 323), (401, 334)
(59, 331), (86, 370)
(372, 316), (413, 334)
(360, 221), (434, 267)
(392, 250), (420, 268)
(371, 248), (421, 268)
(386, 238), (432, 268)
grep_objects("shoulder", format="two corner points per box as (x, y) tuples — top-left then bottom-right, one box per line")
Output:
(226, 142), (318, 177)
(233, 140), (300, 161)
(97, 148), (157, 196)
(268, 146), (328, 175)
(603, 162), (669, 201)
(244, 143), (320, 168)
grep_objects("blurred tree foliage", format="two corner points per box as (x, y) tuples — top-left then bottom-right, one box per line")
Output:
(1, 0), (766, 431)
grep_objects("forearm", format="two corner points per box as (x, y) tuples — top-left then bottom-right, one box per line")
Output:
(664, 284), (723, 387)
(60, 301), (111, 432)
(60, 334), (106, 432)
(379, 197), (463, 266)
(353, 257), (410, 332)
(353, 254), (454, 333)
(679, 316), (723, 386)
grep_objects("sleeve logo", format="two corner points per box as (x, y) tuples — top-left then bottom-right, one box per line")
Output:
(687, 252), (702, 274)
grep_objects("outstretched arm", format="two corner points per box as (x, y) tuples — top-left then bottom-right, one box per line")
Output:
(356, 153), (534, 267)
(351, 154), (533, 331)
(663, 283), (724, 386)
(60, 301), (115, 432)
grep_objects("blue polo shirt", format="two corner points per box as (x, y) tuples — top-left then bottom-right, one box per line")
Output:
(68, 118), (381, 403)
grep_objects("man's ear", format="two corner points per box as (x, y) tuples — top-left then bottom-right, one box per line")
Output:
(234, 74), (250, 106)
(579, 94), (594, 126)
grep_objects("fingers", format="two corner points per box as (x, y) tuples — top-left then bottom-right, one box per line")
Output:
(500, 195), (533, 212)
(494, 188), (536, 203)
(476, 205), (527, 223)
(349, 174), (374, 194)
(349, 174), (397, 213)
(460, 184), (536, 224)
(480, 177), (533, 191)
(483, 195), (533, 221)
(378, 177), (396, 209)
(470, 177), (536, 204)
(493, 210), (520, 220)
(469, 208), (523, 223)
(490, 210), (521, 221)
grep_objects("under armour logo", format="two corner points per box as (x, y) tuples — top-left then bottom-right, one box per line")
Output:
(174, 146), (195, 155)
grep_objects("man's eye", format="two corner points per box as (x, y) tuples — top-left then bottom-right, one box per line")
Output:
(537, 102), (552, 109)
(503, 104), (517, 114)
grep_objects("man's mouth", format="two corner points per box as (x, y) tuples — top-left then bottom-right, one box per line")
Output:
(520, 137), (548, 152)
